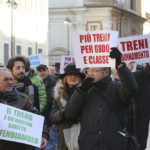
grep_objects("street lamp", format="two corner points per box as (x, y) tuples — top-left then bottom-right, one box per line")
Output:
(64, 18), (72, 55)
(7, 0), (18, 57)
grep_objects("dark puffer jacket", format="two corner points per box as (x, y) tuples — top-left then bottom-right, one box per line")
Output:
(65, 63), (138, 150)
(42, 75), (56, 126)
(0, 91), (49, 150)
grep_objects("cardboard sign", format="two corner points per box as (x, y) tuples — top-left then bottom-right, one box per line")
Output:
(28, 54), (43, 69)
(60, 55), (75, 73)
(72, 31), (119, 68)
(118, 34), (150, 64)
(0, 103), (44, 148)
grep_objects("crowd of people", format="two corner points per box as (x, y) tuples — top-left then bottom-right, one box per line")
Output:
(0, 47), (150, 150)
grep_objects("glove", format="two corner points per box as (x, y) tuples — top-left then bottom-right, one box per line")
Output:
(78, 77), (94, 92)
(109, 47), (122, 66)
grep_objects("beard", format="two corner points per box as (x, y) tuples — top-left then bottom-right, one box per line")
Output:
(14, 73), (25, 82)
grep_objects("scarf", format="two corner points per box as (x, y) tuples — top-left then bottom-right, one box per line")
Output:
(0, 89), (18, 102)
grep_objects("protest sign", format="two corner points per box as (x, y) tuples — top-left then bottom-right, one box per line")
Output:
(72, 30), (118, 68)
(60, 55), (75, 73)
(28, 54), (43, 69)
(118, 34), (150, 64)
(0, 103), (44, 148)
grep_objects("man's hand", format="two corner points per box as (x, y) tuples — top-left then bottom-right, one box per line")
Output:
(109, 47), (122, 66)
(39, 137), (48, 150)
(78, 77), (94, 92)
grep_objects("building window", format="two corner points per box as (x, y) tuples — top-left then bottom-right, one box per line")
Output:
(112, 14), (119, 31)
(130, 0), (136, 11)
(86, 21), (103, 31)
(90, 25), (99, 31)
(4, 43), (9, 65)
(38, 48), (42, 53)
(16, 45), (21, 55)
(28, 47), (32, 55)
(131, 29), (137, 35)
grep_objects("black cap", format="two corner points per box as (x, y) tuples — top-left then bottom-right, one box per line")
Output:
(59, 62), (85, 79)
(37, 64), (48, 71)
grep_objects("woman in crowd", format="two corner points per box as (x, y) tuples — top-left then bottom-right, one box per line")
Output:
(51, 63), (85, 150)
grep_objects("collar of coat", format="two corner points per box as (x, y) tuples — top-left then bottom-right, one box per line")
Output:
(92, 76), (113, 98)
(53, 80), (68, 107)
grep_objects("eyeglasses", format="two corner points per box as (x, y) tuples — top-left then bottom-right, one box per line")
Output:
(0, 77), (13, 82)
(88, 69), (105, 74)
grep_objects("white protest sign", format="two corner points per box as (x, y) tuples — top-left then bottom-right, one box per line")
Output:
(72, 30), (118, 68)
(118, 34), (150, 64)
(0, 103), (44, 148)
(28, 54), (43, 69)
(60, 55), (75, 73)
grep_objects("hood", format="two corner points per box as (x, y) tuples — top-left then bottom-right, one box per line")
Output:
(27, 68), (37, 77)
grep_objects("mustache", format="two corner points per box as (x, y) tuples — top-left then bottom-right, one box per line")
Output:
(18, 73), (25, 75)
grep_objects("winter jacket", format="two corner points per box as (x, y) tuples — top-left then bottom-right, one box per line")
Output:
(42, 75), (56, 126)
(65, 63), (138, 150)
(0, 91), (49, 150)
(27, 68), (47, 112)
(14, 76), (40, 110)
(51, 81), (79, 150)
(134, 64), (150, 150)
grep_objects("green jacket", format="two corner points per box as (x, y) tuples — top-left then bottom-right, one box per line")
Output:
(27, 68), (47, 112)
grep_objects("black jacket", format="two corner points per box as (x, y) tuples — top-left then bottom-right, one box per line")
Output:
(0, 91), (49, 150)
(14, 76), (40, 111)
(42, 75), (56, 126)
(65, 63), (138, 150)
(134, 64), (150, 150)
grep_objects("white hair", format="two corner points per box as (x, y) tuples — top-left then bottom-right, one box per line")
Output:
(0, 67), (8, 71)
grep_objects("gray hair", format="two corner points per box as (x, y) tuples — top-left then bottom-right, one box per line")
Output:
(0, 67), (9, 74)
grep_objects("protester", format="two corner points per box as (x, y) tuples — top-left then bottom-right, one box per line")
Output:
(51, 62), (85, 150)
(24, 57), (47, 113)
(7, 56), (40, 110)
(133, 63), (150, 150)
(0, 67), (48, 150)
(62, 48), (138, 150)
(37, 64), (57, 150)
(48, 65), (59, 81)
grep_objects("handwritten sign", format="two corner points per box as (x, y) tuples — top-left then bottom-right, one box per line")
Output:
(60, 55), (75, 73)
(72, 31), (118, 68)
(0, 103), (44, 148)
(118, 34), (150, 64)
(28, 54), (43, 69)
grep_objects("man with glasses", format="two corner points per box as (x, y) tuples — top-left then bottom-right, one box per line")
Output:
(61, 48), (139, 150)
(0, 67), (48, 150)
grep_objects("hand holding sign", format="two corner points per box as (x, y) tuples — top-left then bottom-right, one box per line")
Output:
(109, 47), (122, 66)
(39, 138), (48, 150)
(78, 77), (94, 92)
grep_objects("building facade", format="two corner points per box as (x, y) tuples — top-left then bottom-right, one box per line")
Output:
(48, 0), (146, 68)
(0, 0), (48, 65)
(141, 0), (150, 35)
